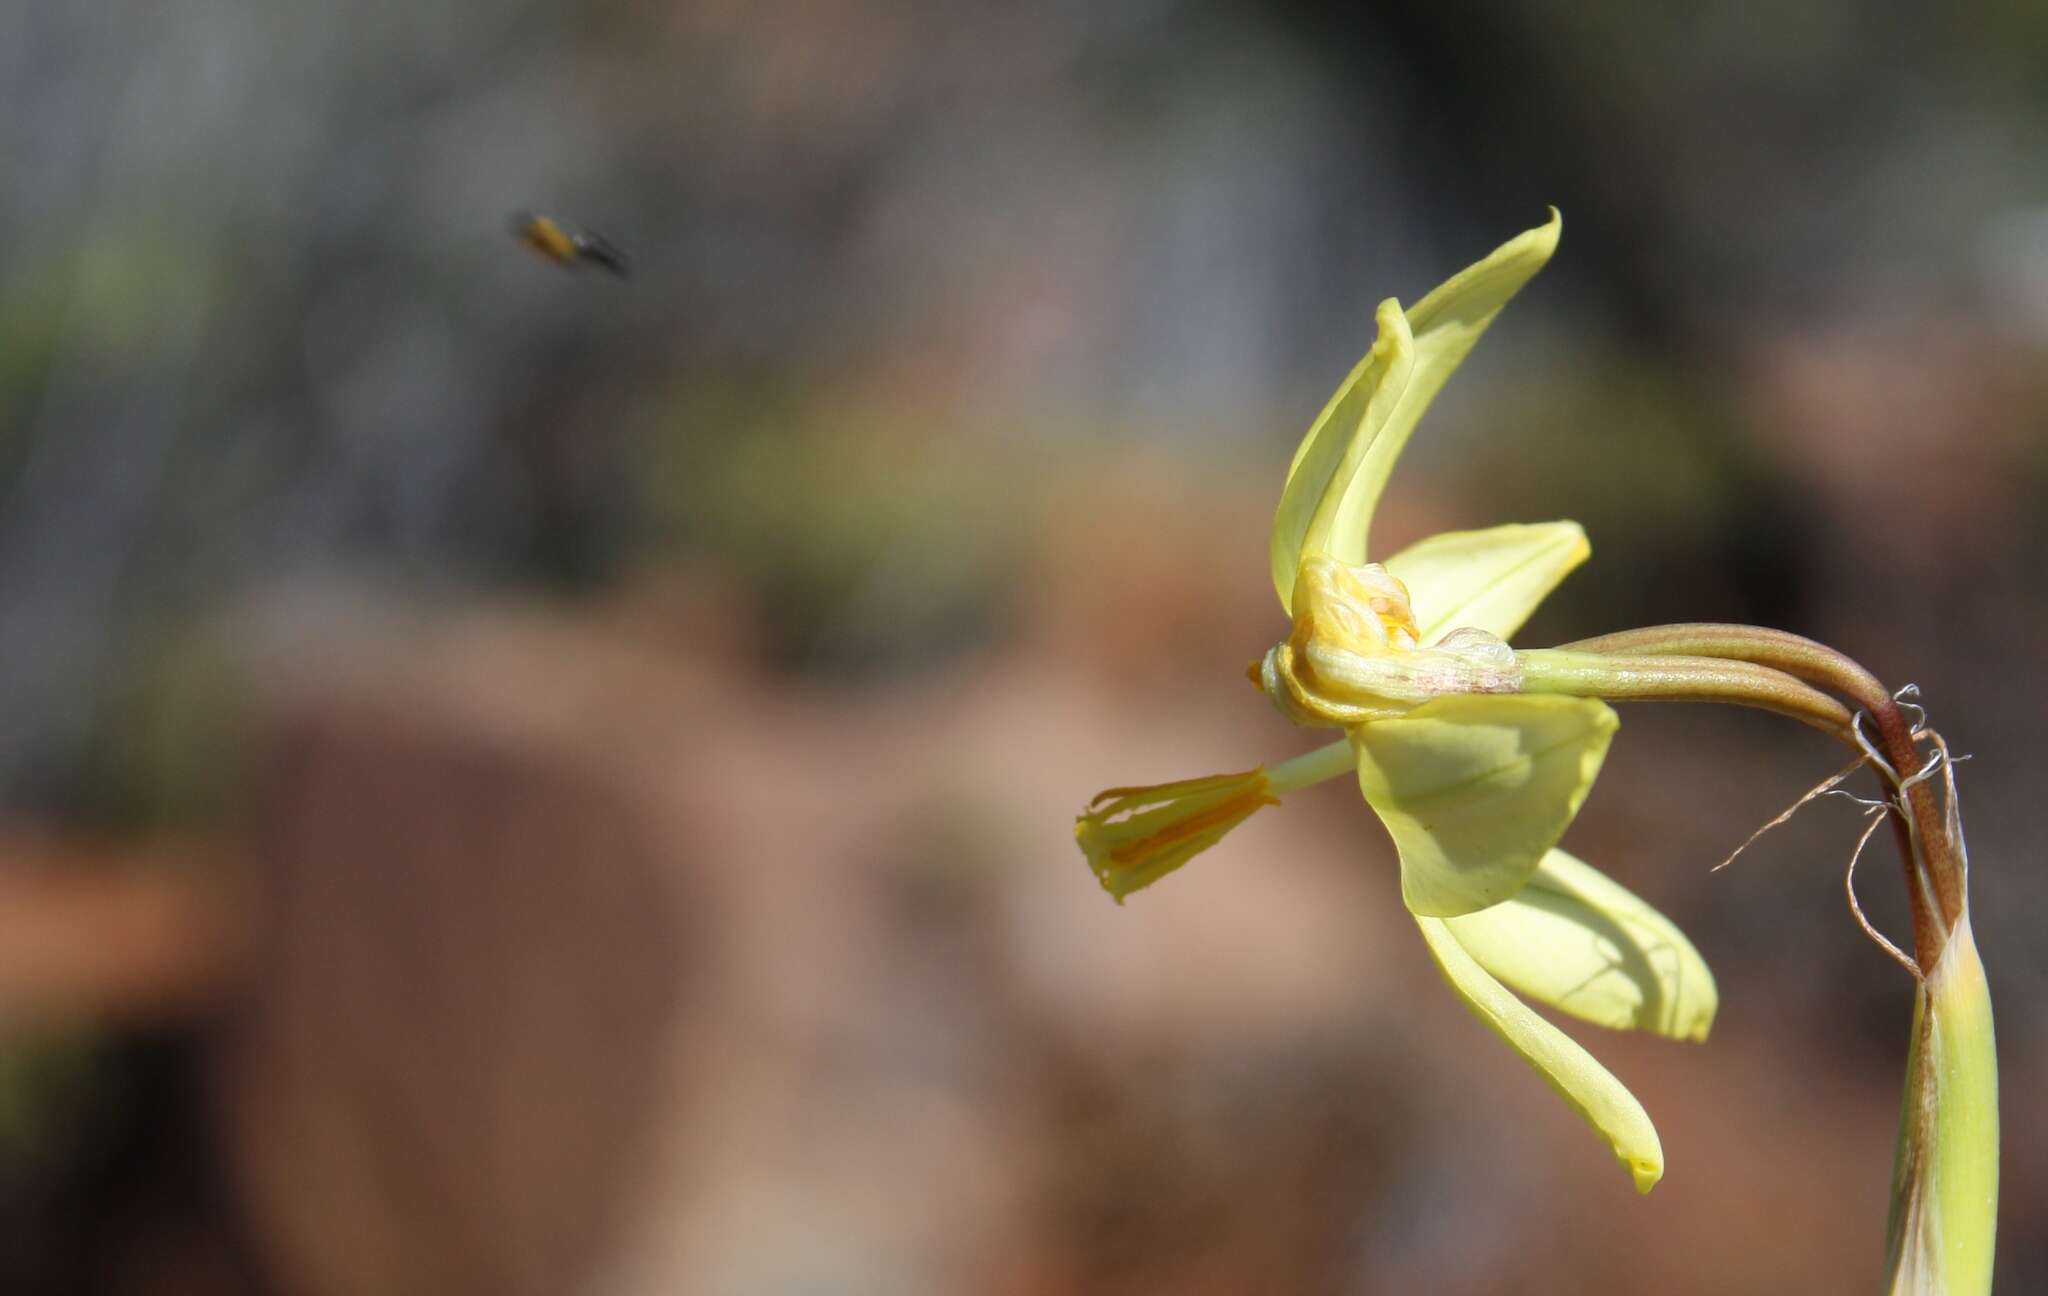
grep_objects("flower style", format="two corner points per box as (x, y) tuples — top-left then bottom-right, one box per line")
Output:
(1075, 211), (1716, 1193)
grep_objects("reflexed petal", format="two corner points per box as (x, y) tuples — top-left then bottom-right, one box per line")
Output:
(1443, 848), (1717, 1040)
(1353, 693), (1617, 917)
(1271, 299), (1415, 611)
(1382, 521), (1590, 645)
(1415, 914), (1665, 1193)
(1270, 211), (1563, 611)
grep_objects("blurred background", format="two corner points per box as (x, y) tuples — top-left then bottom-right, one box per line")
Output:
(0, 1), (2043, 1291)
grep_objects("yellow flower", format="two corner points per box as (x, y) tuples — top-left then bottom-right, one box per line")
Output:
(1076, 211), (1715, 1193)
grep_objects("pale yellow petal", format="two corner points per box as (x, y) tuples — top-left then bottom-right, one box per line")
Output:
(1443, 848), (1717, 1040)
(1382, 521), (1590, 645)
(1271, 299), (1415, 611)
(1416, 914), (1665, 1193)
(1352, 693), (1617, 917)
(1270, 210), (1563, 610)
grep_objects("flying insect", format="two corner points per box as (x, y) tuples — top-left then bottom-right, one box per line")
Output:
(511, 211), (630, 278)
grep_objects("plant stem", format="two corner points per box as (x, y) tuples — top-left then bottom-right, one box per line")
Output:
(1516, 650), (1854, 737)
(1548, 623), (1959, 967)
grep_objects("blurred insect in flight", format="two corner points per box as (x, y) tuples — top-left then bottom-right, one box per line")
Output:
(511, 211), (630, 278)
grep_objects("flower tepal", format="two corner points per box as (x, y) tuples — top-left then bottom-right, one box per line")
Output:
(1270, 209), (1563, 609)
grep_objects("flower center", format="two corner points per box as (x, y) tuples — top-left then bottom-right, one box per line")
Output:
(1256, 554), (1522, 726)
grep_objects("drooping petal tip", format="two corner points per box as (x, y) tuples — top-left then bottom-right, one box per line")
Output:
(1417, 912), (1666, 1194)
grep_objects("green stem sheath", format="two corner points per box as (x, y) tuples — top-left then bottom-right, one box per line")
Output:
(1515, 649), (1854, 738)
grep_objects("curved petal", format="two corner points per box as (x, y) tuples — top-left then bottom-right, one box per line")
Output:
(1415, 914), (1665, 1193)
(1443, 848), (1717, 1041)
(1352, 694), (1617, 917)
(1382, 521), (1590, 645)
(1270, 210), (1563, 611)
(1271, 299), (1415, 611)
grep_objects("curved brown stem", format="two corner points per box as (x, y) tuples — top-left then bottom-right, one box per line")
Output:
(1552, 622), (1962, 971)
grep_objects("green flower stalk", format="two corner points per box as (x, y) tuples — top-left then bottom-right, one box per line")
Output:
(1073, 211), (1997, 1282)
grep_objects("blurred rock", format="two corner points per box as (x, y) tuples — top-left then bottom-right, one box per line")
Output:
(211, 611), (706, 1296)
